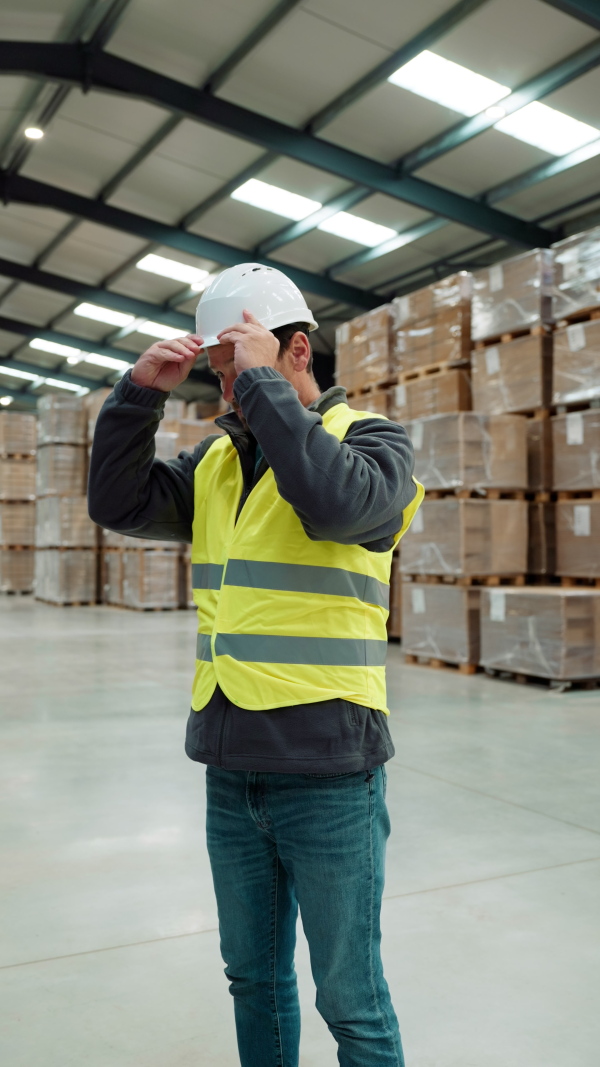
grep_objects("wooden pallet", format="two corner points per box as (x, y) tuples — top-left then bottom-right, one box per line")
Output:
(35, 598), (97, 607)
(0, 452), (36, 460)
(404, 653), (478, 675)
(399, 359), (470, 382)
(345, 379), (397, 398)
(482, 667), (599, 691)
(556, 489), (600, 501)
(424, 487), (527, 500)
(1, 589), (34, 596)
(107, 602), (181, 612)
(402, 574), (526, 587)
(556, 306), (600, 327)
(473, 324), (551, 349)
(0, 543), (35, 550)
(559, 576), (600, 589)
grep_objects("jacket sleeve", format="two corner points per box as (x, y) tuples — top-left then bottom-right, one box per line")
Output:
(233, 366), (416, 548)
(87, 370), (218, 543)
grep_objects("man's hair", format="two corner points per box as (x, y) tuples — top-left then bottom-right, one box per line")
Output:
(271, 322), (314, 376)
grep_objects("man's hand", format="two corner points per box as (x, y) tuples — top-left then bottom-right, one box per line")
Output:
(217, 310), (279, 375)
(131, 335), (203, 392)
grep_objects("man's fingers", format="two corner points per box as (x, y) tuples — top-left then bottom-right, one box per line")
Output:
(242, 309), (261, 325)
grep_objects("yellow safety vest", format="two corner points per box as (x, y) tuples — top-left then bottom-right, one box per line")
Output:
(191, 401), (423, 714)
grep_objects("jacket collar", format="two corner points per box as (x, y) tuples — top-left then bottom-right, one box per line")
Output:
(214, 384), (348, 441)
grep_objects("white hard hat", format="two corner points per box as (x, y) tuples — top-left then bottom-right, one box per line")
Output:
(196, 263), (318, 348)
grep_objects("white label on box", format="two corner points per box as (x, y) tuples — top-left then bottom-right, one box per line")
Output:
(489, 590), (506, 622)
(336, 322), (350, 346)
(411, 421), (424, 450)
(489, 264), (504, 292)
(411, 586), (426, 614)
(395, 384), (407, 409)
(412, 509), (424, 533)
(566, 411), (584, 445)
(398, 296), (411, 322)
(485, 346), (500, 375)
(567, 323), (586, 352)
(574, 504), (591, 537)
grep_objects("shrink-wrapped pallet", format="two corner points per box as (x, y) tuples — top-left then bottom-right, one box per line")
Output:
(480, 587), (600, 680)
(0, 411), (37, 455)
(347, 391), (389, 417)
(174, 418), (225, 452)
(389, 369), (471, 422)
(37, 394), (87, 445)
(36, 444), (87, 496)
(34, 549), (97, 604)
(335, 305), (393, 393)
(102, 550), (123, 605)
(471, 250), (553, 341)
(552, 410), (600, 490)
(392, 307), (471, 374)
(0, 501), (36, 545)
(402, 584), (480, 665)
(400, 498), (528, 577)
(528, 502), (556, 575)
(392, 273), (472, 329)
(555, 501), (600, 577)
(36, 496), (97, 548)
(527, 418), (553, 492)
(552, 226), (600, 320)
(122, 549), (180, 609)
(552, 319), (600, 405)
(155, 431), (180, 462)
(0, 457), (36, 500)
(471, 333), (552, 413)
(407, 413), (527, 491)
(0, 548), (35, 593)
(387, 554), (402, 639)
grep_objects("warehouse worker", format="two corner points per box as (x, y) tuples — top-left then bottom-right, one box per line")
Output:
(89, 263), (423, 1067)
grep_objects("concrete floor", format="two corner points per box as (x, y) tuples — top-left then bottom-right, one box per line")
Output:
(1, 596), (599, 1067)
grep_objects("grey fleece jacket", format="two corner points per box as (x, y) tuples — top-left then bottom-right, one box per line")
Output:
(88, 365), (416, 774)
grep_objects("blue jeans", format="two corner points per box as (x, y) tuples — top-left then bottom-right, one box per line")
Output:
(205, 765), (404, 1067)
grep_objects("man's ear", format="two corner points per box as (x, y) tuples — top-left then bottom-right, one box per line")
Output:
(289, 331), (311, 372)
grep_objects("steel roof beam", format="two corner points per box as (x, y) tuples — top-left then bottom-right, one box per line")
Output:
(0, 385), (38, 409)
(540, 0), (600, 30)
(0, 44), (554, 247)
(0, 356), (100, 391)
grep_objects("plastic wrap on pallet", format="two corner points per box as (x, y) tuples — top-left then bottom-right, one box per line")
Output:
(36, 496), (97, 548)
(0, 411), (37, 455)
(393, 306), (471, 374)
(552, 225), (600, 321)
(406, 413), (528, 491)
(480, 587), (600, 680)
(122, 549), (180, 609)
(0, 548), (34, 592)
(34, 549), (97, 604)
(556, 500), (600, 577)
(36, 444), (87, 496)
(387, 554), (402, 639)
(335, 305), (393, 393)
(102, 550), (123, 605)
(552, 409), (600, 490)
(0, 457), (36, 500)
(0, 501), (36, 546)
(552, 319), (600, 405)
(526, 418), (553, 492)
(389, 369), (471, 422)
(392, 273), (472, 329)
(400, 498), (528, 576)
(174, 418), (225, 452)
(471, 333), (552, 413)
(347, 391), (389, 417)
(155, 432), (180, 462)
(402, 583), (480, 664)
(37, 394), (87, 445)
(471, 250), (554, 341)
(84, 388), (113, 442)
(528, 502), (556, 575)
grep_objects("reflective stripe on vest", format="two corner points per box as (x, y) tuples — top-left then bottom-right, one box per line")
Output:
(214, 633), (388, 666)
(197, 558), (391, 608)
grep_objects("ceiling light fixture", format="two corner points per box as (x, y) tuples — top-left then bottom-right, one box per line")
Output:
(318, 212), (397, 247)
(29, 338), (82, 359)
(74, 303), (135, 327)
(0, 396), (13, 406)
(485, 105), (507, 120)
(42, 378), (89, 393)
(136, 253), (210, 287)
(24, 127), (44, 140)
(232, 178), (321, 220)
(0, 366), (42, 381)
(134, 321), (188, 340)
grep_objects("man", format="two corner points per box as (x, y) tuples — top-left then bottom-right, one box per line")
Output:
(89, 263), (422, 1067)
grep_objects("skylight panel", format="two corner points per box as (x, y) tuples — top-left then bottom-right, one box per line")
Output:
(0, 366), (41, 381)
(388, 50), (509, 117)
(135, 321), (188, 340)
(66, 353), (130, 372)
(74, 304), (135, 327)
(29, 338), (82, 359)
(318, 213), (397, 247)
(136, 254), (210, 287)
(42, 378), (89, 394)
(494, 101), (600, 156)
(231, 179), (321, 220)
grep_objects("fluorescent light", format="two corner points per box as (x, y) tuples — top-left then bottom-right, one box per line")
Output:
(0, 396), (13, 406)
(318, 212), (397, 247)
(485, 105), (506, 120)
(74, 303), (135, 327)
(29, 337), (82, 359)
(135, 321), (187, 340)
(0, 366), (41, 381)
(388, 50), (509, 117)
(24, 127), (44, 140)
(43, 378), (88, 393)
(82, 353), (130, 371)
(495, 100), (600, 155)
(191, 273), (216, 293)
(136, 253), (210, 286)
(231, 178), (321, 220)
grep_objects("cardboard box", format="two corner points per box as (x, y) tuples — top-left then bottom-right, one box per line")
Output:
(155, 431), (180, 462)
(36, 444), (87, 496)
(387, 554), (402, 638)
(0, 457), (36, 500)
(0, 548), (35, 593)
(0, 412), (37, 455)
(552, 410), (600, 490)
(480, 587), (600, 679)
(552, 319), (600, 405)
(471, 333), (552, 413)
(36, 496), (97, 548)
(389, 369), (471, 421)
(471, 250), (554, 341)
(392, 273), (472, 329)
(347, 391), (389, 418)
(556, 501), (600, 577)
(528, 502), (556, 575)
(174, 419), (225, 452)
(34, 549), (98, 604)
(393, 305), (471, 373)
(0, 501), (36, 546)
(527, 418), (553, 492)
(37, 395), (87, 445)
(402, 583), (480, 664)
(552, 225), (600, 320)
(122, 549), (180, 609)
(335, 305), (393, 393)
(187, 398), (228, 419)
(400, 498), (528, 576)
(407, 413), (527, 491)
(84, 388), (113, 442)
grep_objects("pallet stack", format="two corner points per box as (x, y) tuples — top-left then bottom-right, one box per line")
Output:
(34, 395), (98, 606)
(0, 411), (37, 594)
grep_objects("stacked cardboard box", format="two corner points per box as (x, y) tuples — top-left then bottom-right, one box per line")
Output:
(100, 529), (185, 609)
(334, 305), (394, 395)
(400, 498), (528, 578)
(403, 583), (480, 668)
(471, 250), (554, 341)
(552, 225), (600, 321)
(406, 413), (528, 492)
(0, 412), (37, 593)
(552, 410), (600, 580)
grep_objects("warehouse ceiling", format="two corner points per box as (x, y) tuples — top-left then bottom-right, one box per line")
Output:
(0, 0), (599, 409)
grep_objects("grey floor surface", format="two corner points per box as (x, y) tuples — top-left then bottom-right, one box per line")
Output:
(1, 596), (599, 1066)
